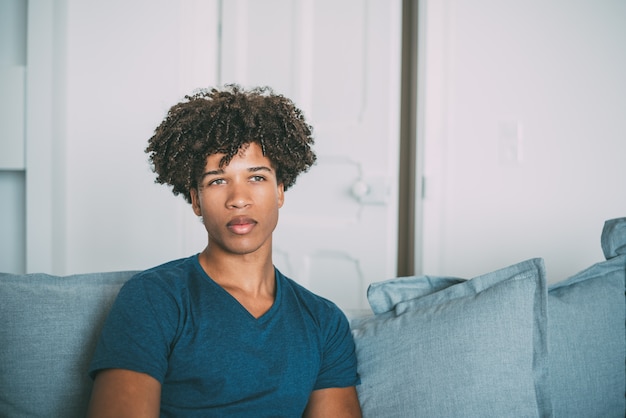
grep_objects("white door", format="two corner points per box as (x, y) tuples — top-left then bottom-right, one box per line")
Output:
(219, 0), (402, 313)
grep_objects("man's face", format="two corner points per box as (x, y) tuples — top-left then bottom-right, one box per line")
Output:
(190, 142), (284, 257)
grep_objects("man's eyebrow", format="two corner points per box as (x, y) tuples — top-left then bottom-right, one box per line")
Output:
(249, 166), (274, 173)
(200, 166), (273, 180)
(200, 169), (224, 179)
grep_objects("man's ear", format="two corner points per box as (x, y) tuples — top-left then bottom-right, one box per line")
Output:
(277, 183), (285, 208)
(190, 188), (202, 216)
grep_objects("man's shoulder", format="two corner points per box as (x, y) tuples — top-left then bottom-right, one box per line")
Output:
(122, 255), (203, 295)
(142, 254), (198, 274)
(277, 270), (346, 321)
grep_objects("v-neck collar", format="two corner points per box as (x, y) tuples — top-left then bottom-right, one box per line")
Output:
(193, 254), (281, 323)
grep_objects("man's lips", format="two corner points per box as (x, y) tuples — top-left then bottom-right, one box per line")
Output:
(226, 216), (257, 235)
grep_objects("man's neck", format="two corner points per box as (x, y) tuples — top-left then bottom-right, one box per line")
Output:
(197, 246), (276, 300)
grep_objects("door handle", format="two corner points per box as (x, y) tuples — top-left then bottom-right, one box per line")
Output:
(350, 177), (389, 205)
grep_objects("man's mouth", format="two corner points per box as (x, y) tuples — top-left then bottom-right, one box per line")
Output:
(227, 216), (257, 235)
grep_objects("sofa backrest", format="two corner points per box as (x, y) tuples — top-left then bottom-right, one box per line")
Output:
(0, 270), (137, 418)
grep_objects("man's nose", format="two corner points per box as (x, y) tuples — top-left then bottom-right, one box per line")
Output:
(226, 182), (252, 208)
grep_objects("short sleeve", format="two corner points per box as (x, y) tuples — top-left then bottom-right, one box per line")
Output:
(88, 274), (181, 383)
(314, 308), (360, 390)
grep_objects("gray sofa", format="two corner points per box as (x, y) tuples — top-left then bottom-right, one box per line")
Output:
(1, 218), (625, 417)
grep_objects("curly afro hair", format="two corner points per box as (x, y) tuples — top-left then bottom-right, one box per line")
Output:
(146, 84), (317, 203)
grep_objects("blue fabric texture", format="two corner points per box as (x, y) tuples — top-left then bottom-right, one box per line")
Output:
(89, 255), (358, 417)
(2, 218), (624, 417)
(359, 218), (626, 418)
(367, 275), (464, 315)
(602, 217), (626, 259)
(352, 258), (550, 418)
(547, 217), (626, 417)
(0, 270), (137, 418)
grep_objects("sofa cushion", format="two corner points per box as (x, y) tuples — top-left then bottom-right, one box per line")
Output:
(367, 275), (464, 315)
(351, 258), (550, 417)
(547, 217), (626, 417)
(602, 217), (626, 259)
(0, 271), (137, 418)
(362, 217), (626, 418)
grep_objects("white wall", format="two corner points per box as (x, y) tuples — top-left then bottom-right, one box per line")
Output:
(418, 0), (626, 282)
(7, 0), (624, 283)
(0, 0), (26, 274)
(19, 0), (402, 288)
(25, 0), (218, 274)
(0, 172), (25, 273)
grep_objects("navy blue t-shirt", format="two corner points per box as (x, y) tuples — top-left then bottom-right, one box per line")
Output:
(89, 255), (359, 417)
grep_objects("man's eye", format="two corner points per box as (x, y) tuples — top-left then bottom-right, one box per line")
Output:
(251, 175), (266, 182)
(208, 178), (226, 186)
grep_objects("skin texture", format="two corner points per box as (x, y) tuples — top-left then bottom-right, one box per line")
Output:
(191, 142), (284, 318)
(87, 369), (160, 418)
(88, 86), (361, 417)
(303, 387), (362, 417)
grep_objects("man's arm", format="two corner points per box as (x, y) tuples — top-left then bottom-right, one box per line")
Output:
(303, 386), (362, 417)
(87, 369), (161, 418)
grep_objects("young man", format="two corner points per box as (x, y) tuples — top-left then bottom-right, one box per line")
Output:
(87, 85), (362, 417)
